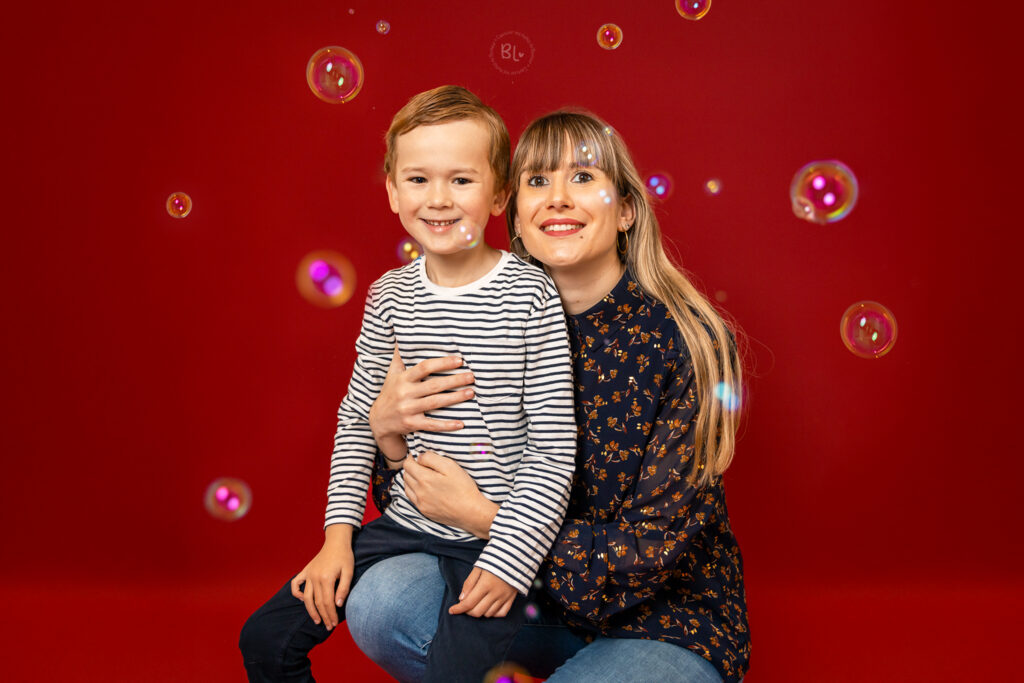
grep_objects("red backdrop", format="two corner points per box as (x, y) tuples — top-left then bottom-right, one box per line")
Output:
(2, 1), (1020, 681)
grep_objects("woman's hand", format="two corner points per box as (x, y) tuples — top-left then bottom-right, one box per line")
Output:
(403, 451), (499, 539)
(369, 347), (475, 442)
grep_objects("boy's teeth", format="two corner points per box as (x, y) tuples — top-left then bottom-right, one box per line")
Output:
(425, 219), (457, 226)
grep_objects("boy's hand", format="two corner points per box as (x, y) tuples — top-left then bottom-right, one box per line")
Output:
(448, 567), (517, 618)
(290, 525), (355, 631)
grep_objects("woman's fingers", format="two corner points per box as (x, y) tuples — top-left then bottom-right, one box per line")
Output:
(403, 355), (465, 383)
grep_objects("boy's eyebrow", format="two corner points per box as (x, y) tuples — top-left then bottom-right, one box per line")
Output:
(398, 166), (483, 175)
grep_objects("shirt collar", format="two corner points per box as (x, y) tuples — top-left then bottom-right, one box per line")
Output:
(570, 268), (649, 338)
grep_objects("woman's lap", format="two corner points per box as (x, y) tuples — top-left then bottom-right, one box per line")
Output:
(345, 552), (722, 683)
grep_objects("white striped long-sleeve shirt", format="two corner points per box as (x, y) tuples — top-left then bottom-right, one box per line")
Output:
(325, 251), (577, 595)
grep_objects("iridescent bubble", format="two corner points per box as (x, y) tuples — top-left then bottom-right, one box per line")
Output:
(714, 290), (728, 302)
(296, 250), (356, 308)
(714, 382), (741, 411)
(204, 477), (252, 521)
(676, 0), (712, 20)
(166, 192), (192, 218)
(397, 236), (422, 264)
(603, 126), (615, 137)
(790, 160), (859, 224)
(306, 46), (364, 104)
(598, 189), (613, 205)
(840, 301), (897, 359)
(453, 222), (482, 250)
(524, 602), (540, 619)
(596, 23), (623, 50)
(376, 19), (390, 34)
(644, 173), (674, 199)
(704, 178), (722, 195)
(532, 578), (543, 589)
(483, 662), (531, 683)
(575, 141), (600, 167)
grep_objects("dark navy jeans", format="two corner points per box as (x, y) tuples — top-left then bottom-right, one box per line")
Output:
(239, 514), (529, 683)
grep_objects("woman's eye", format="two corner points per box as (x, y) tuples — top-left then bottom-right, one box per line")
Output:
(526, 175), (547, 187)
(572, 171), (594, 183)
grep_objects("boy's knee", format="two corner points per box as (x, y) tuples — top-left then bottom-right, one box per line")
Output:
(239, 612), (271, 660)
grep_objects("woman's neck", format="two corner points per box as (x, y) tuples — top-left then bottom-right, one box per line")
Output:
(548, 258), (626, 315)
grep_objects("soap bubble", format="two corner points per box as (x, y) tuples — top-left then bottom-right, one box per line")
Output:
(574, 141), (600, 167)
(397, 236), (422, 264)
(166, 192), (192, 218)
(484, 662), (531, 683)
(469, 441), (490, 460)
(452, 221), (482, 249)
(676, 0), (712, 20)
(714, 382), (742, 411)
(840, 301), (897, 359)
(524, 602), (540, 619)
(376, 19), (390, 34)
(596, 23), (623, 50)
(644, 173), (674, 199)
(704, 178), (722, 195)
(306, 46), (364, 104)
(204, 477), (252, 521)
(296, 250), (357, 308)
(790, 160), (859, 224)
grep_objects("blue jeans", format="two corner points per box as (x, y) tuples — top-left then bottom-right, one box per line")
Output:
(346, 552), (724, 683)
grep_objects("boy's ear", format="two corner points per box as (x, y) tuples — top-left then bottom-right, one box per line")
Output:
(385, 175), (400, 214)
(491, 186), (510, 216)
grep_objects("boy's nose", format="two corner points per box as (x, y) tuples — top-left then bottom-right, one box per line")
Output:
(427, 182), (453, 208)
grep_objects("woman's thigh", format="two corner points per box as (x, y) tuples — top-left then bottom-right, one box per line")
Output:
(344, 552), (444, 683)
(546, 636), (723, 683)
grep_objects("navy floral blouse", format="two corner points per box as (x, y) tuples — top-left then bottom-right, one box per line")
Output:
(372, 270), (750, 682)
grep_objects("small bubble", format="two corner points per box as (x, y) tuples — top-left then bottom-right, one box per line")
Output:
(790, 160), (858, 224)
(596, 23), (623, 50)
(644, 173), (674, 199)
(396, 236), (422, 264)
(166, 192), (192, 218)
(376, 19), (390, 34)
(704, 178), (722, 195)
(296, 250), (356, 308)
(204, 477), (252, 521)
(676, 0), (712, 21)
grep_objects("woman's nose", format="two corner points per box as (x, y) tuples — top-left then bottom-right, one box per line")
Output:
(545, 176), (573, 209)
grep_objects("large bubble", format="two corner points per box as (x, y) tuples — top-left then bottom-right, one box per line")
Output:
(296, 250), (357, 308)
(396, 236), (422, 264)
(306, 46), (364, 103)
(840, 301), (897, 359)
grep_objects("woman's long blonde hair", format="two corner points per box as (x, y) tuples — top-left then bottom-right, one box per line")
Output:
(506, 111), (744, 487)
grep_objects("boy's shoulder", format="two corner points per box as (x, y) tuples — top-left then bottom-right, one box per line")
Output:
(498, 252), (559, 293)
(371, 259), (421, 291)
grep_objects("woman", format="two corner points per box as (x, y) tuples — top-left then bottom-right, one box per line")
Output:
(346, 111), (750, 682)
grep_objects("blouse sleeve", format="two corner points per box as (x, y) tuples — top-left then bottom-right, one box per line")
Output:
(543, 352), (720, 622)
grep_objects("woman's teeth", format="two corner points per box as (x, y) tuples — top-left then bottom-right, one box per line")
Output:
(543, 224), (582, 232)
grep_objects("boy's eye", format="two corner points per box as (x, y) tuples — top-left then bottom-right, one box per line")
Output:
(571, 171), (594, 183)
(407, 176), (427, 184)
(453, 177), (472, 185)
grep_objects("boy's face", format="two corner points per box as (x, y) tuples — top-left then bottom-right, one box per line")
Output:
(386, 119), (506, 256)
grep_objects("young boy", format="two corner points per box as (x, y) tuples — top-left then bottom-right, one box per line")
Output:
(240, 86), (577, 682)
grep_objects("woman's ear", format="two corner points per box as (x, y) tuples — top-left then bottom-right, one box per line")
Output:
(621, 194), (636, 227)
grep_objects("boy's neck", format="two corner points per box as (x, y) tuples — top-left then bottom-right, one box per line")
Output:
(422, 245), (503, 288)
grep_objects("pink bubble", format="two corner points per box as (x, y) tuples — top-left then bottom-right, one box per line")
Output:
(306, 46), (364, 104)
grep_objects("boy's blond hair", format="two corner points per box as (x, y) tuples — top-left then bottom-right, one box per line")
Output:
(384, 85), (510, 194)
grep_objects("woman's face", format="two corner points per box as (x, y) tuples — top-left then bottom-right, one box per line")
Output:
(514, 156), (634, 276)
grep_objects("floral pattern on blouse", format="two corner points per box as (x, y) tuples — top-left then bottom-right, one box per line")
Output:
(372, 270), (750, 682)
